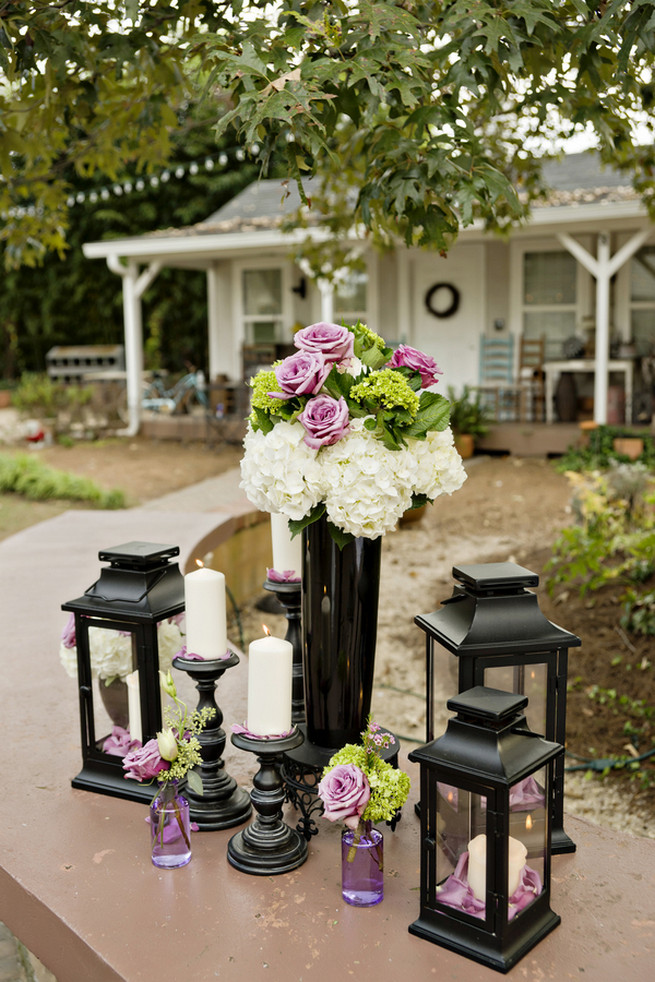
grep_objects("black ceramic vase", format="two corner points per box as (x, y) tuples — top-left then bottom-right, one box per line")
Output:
(302, 514), (382, 750)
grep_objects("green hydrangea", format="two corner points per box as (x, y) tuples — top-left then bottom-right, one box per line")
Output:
(353, 322), (386, 353)
(323, 741), (411, 824)
(249, 369), (282, 413)
(350, 368), (420, 416)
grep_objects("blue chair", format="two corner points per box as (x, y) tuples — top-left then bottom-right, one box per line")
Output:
(475, 335), (523, 421)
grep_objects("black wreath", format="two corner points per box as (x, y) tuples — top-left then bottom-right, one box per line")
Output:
(425, 282), (460, 319)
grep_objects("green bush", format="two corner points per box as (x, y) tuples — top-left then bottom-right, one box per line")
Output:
(0, 453), (125, 508)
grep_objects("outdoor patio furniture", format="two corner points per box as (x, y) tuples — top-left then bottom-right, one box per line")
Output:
(474, 334), (523, 422)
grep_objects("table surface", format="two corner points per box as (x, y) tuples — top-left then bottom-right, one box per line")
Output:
(2, 509), (654, 982)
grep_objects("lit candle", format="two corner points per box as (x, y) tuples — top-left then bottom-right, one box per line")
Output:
(125, 669), (142, 744)
(184, 561), (227, 660)
(467, 833), (527, 901)
(270, 512), (302, 579)
(247, 627), (293, 736)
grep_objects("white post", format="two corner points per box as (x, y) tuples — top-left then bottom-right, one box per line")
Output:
(318, 280), (335, 323)
(207, 263), (239, 381)
(594, 235), (611, 424)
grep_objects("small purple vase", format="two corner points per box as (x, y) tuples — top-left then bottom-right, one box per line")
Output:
(341, 820), (384, 906)
(149, 781), (191, 869)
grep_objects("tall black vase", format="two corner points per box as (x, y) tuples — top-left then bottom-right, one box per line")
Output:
(302, 515), (382, 751)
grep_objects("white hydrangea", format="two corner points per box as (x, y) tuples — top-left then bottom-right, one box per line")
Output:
(404, 427), (468, 500)
(59, 617), (185, 682)
(239, 416), (467, 539)
(239, 420), (324, 520)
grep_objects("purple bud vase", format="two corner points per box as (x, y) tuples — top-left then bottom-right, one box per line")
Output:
(341, 820), (384, 906)
(149, 781), (191, 869)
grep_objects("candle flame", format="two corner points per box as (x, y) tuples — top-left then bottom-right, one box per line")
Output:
(195, 559), (204, 569)
(263, 624), (271, 637)
(525, 813), (533, 831)
(447, 791), (454, 804)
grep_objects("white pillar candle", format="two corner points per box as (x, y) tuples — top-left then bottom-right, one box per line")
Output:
(467, 833), (527, 901)
(125, 669), (142, 744)
(184, 562), (227, 660)
(270, 512), (302, 579)
(247, 630), (293, 736)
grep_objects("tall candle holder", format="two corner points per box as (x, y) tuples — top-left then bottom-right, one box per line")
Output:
(264, 577), (304, 724)
(227, 728), (308, 875)
(172, 651), (251, 830)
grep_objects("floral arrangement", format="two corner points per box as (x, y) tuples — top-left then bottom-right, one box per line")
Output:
(122, 670), (214, 795)
(59, 613), (185, 684)
(239, 321), (467, 543)
(317, 720), (411, 843)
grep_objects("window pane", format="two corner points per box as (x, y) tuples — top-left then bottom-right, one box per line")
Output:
(524, 310), (577, 360)
(630, 310), (655, 355)
(335, 271), (367, 316)
(524, 252), (576, 305)
(631, 247), (655, 302)
(243, 269), (282, 316)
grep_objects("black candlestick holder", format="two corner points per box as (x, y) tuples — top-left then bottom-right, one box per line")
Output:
(172, 651), (252, 831)
(264, 577), (304, 724)
(227, 728), (308, 875)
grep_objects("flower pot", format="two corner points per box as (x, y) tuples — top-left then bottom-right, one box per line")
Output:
(149, 781), (192, 868)
(302, 515), (381, 750)
(612, 437), (643, 461)
(98, 676), (129, 729)
(341, 820), (384, 906)
(454, 433), (475, 459)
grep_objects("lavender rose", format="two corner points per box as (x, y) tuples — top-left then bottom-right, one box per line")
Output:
(123, 737), (170, 782)
(298, 394), (350, 449)
(388, 344), (443, 388)
(317, 763), (371, 830)
(269, 350), (331, 399)
(294, 322), (355, 363)
(61, 613), (76, 648)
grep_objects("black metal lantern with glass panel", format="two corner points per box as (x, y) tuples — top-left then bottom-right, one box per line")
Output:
(415, 562), (580, 854)
(62, 542), (185, 803)
(409, 686), (562, 974)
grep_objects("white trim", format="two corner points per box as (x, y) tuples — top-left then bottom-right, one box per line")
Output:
(232, 258), (293, 348)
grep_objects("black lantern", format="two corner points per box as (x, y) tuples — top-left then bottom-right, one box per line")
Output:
(409, 686), (562, 974)
(415, 562), (580, 854)
(62, 542), (185, 803)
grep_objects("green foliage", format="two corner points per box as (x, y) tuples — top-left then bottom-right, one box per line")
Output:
(11, 373), (91, 417)
(555, 425), (655, 472)
(621, 589), (655, 637)
(446, 385), (491, 438)
(4, 2), (655, 267)
(585, 685), (655, 790)
(0, 453), (125, 509)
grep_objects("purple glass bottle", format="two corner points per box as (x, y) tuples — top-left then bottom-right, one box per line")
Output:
(341, 821), (384, 906)
(149, 781), (192, 869)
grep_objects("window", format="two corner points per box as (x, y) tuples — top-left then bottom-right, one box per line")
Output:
(242, 268), (284, 344)
(629, 246), (655, 355)
(522, 251), (578, 359)
(334, 269), (368, 324)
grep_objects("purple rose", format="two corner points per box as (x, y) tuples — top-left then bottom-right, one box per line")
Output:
(61, 613), (76, 649)
(298, 394), (350, 449)
(294, 322), (355, 363)
(317, 763), (370, 830)
(103, 725), (141, 757)
(123, 738), (170, 782)
(269, 350), (331, 399)
(388, 344), (443, 388)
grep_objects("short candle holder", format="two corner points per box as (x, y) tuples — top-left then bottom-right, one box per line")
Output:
(227, 728), (308, 875)
(264, 577), (304, 724)
(172, 651), (252, 830)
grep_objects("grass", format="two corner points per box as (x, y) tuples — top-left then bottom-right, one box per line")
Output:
(0, 452), (125, 508)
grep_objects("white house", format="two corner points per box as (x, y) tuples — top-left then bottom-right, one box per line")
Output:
(83, 152), (655, 437)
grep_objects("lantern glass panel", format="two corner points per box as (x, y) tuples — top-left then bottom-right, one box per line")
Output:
(482, 661), (548, 736)
(85, 624), (139, 750)
(435, 786), (488, 915)
(509, 766), (549, 917)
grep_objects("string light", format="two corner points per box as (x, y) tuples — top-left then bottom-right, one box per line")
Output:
(4, 145), (261, 217)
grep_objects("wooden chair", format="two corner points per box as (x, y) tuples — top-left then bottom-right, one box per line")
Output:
(517, 335), (546, 421)
(475, 335), (523, 421)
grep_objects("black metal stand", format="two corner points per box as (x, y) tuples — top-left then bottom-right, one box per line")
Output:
(227, 729), (308, 875)
(263, 577), (304, 724)
(282, 724), (400, 840)
(172, 652), (252, 831)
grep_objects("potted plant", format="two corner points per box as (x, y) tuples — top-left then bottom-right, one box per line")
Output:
(447, 386), (491, 458)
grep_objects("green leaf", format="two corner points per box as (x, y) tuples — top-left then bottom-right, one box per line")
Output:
(402, 391), (451, 438)
(326, 520), (356, 550)
(186, 769), (204, 795)
(288, 503), (326, 539)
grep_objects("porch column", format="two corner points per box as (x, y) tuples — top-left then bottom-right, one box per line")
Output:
(318, 281), (334, 322)
(207, 263), (239, 381)
(107, 256), (162, 435)
(557, 229), (650, 424)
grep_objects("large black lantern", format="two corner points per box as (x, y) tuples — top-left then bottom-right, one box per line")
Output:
(409, 686), (562, 974)
(62, 542), (185, 803)
(415, 562), (580, 854)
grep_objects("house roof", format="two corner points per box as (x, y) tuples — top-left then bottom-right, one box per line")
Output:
(82, 151), (646, 264)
